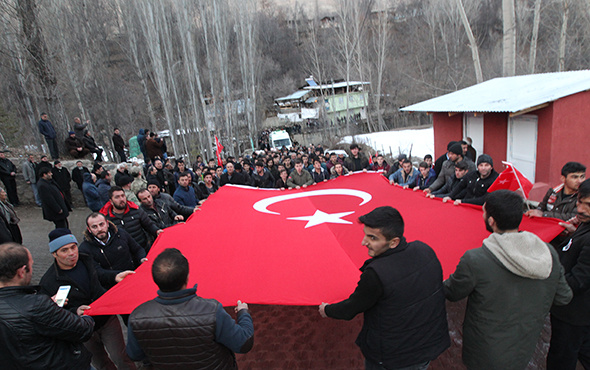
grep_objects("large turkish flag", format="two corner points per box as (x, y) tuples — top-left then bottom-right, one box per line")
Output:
(86, 172), (563, 315)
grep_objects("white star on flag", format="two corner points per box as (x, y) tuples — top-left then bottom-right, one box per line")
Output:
(499, 179), (509, 184)
(287, 210), (355, 228)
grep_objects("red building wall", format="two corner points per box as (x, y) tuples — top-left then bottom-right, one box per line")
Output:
(549, 90), (590, 185)
(534, 104), (554, 185)
(432, 91), (590, 187)
(482, 113), (508, 169)
(432, 113), (463, 158)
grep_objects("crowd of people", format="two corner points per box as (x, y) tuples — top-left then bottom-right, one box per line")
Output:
(0, 116), (589, 369)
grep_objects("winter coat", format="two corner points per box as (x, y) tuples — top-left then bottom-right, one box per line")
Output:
(65, 136), (85, 153)
(389, 167), (419, 187)
(82, 173), (102, 212)
(460, 169), (499, 205)
(344, 154), (370, 172)
(37, 177), (69, 221)
(537, 184), (578, 221)
(78, 222), (146, 289)
(96, 178), (111, 205)
(445, 232), (572, 369)
(52, 166), (71, 193)
(141, 199), (178, 230)
(72, 166), (90, 190)
(173, 185), (198, 208)
(156, 192), (194, 219)
(21, 160), (37, 184)
(112, 133), (125, 152)
(73, 121), (88, 139)
(0, 157), (16, 178)
(100, 200), (160, 250)
(145, 137), (164, 160)
(0, 285), (94, 369)
(551, 222), (590, 325)
(37, 119), (56, 139)
(287, 169), (314, 187)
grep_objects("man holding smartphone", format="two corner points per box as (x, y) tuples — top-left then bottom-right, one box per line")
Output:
(0, 242), (94, 368)
(39, 229), (136, 370)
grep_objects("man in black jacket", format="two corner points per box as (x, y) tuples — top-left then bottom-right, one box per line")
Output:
(137, 189), (183, 229)
(0, 150), (19, 206)
(100, 186), (162, 251)
(82, 130), (103, 162)
(147, 180), (195, 219)
(126, 248), (254, 368)
(450, 154), (498, 206)
(319, 206), (450, 369)
(220, 162), (248, 186)
(37, 167), (70, 229)
(548, 179), (590, 369)
(79, 213), (147, 289)
(112, 128), (126, 162)
(39, 229), (136, 370)
(0, 242), (94, 369)
(52, 160), (72, 207)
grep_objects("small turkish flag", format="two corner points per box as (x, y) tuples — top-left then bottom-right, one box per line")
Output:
(215, 136), (224, 167)
(488, 162), (534, 198)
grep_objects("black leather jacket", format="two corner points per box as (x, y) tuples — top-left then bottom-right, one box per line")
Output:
(0, 285), (94, 369)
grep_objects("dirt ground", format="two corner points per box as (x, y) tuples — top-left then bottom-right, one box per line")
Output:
(18, 204), (558, 369)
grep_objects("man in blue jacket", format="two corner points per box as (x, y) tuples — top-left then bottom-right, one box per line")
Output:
(38, 112), (59, 160)
(173, 172), (198, 207)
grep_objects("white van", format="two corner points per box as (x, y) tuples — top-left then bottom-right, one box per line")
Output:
(269, 130), (293, 150)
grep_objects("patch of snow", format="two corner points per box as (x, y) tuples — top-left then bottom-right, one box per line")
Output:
(340, 127), (435, 159)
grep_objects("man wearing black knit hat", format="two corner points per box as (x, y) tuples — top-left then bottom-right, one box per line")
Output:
(451, 154), (499, 206)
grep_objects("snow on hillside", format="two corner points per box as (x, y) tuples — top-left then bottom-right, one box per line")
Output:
(340, 127), (435, 159)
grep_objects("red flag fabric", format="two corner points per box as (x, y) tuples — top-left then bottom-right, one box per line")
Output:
(215, 136), (224, 167)
(368, 153), (373, 165)
(488, 162), (534, 198)
(86, 172), (563, 316)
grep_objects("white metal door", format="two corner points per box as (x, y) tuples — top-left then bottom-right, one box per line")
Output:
(463, 113), (484, 157)
(507, 115), (537, 182)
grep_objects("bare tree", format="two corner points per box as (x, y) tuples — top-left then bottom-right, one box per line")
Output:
(528, 0), (542, 73)
(558, 0), (569, 71)
(502, 0), (516, 76)
(456, 0), (483, 82)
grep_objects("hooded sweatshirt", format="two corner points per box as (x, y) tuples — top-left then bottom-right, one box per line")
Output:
(484, 231), (552, 279)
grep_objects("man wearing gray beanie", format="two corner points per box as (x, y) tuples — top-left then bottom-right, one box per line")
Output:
(39, 228), (137, 370)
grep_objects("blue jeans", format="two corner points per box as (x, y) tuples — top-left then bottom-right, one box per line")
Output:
(30, 183), (41, 206)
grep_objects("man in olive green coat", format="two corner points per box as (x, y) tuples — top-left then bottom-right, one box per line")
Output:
(444, 190), (572, 370)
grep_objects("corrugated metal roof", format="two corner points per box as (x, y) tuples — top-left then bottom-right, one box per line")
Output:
(304, 81), (370, 90)
(400, 70), (590, 113)
(275, 90), (310, 102)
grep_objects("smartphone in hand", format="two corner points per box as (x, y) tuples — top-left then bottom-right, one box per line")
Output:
(55, 285), (71, 308)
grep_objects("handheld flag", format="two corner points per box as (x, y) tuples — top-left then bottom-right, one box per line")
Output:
(215, 136), (224, 167)
(488, 161), (534, 198)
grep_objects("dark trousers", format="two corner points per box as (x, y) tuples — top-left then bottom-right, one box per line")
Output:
(547, 315), (590, 370)
(365, 359), (430, 370)
(117, 150), (127, 162)
(53, 218), (69, 229)
(45, 137), (59, 160)
(1, 176), (19, 205)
